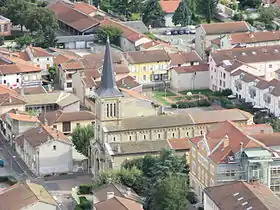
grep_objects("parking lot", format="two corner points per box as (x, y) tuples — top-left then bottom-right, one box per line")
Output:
(150, 27), (196, 52)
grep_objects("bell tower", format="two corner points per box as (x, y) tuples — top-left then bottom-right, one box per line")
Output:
(95, 37), (123, 140)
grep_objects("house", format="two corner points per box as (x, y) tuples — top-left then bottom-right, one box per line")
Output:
(0, 15), (12, 37)
(219, 31), (280, 50)
(169, 51), (202, 68)
(19, 46), (54, 76)
(209, 45), (280, 91)
(94, 196), (144, 210)
(73, 1), (106, 17)
(189, 120), (280, 201)
(229, 70), (280, 117)
(0, 85), (26, 115)
(38, 110), (95, 135)
(170, 64), (209, 91)
(123, 50), (171, 85)
(204, 181), (280, 210)
(58, 50), (124, 92)
(99, 18), (151, 51)
(23, 91), (80, 113)
(140, 40), (179, 53)
(90, 38), (254, 176)
(0, 181), (59, 210)
(93, 183), (142, 204)
(195, 21), (250, 59)
(159, 0), (181, 27)
(48, 0), (103, 35)
(15, 124), (73, 176)
(0, 109), (39, 146)
(0, 54), (42, 88)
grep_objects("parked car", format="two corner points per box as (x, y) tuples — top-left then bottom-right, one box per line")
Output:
(171, 30), (178, 35)
(178, 29), (185, 35)
(0, 159), (4, 167)
(164, 30), (171, 35)
(189, 29), (196, 34)
(184, 28), (190, 34)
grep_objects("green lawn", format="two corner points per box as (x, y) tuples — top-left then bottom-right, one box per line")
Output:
(155, 90), (176, 97)
(153, 95), (170, 105)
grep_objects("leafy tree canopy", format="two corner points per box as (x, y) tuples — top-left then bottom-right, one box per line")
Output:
(172, 0), (192, 26)
(239, 0), (261, 10)
(72, 124), (94, 156)
(196, 0), (218, 23)
(142, 0), (165, 28)
(96, 25), (123, 45)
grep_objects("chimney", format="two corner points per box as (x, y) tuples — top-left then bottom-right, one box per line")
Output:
(249, 32), (254, 38)
(240, 142), (244, 153)
(152, 42), (155, 46)
(9, 96), (12, 104)
(126, 188), (131, 196)
(122, 79), (125, 85)
(107, 192), (114, 200)
(260, 129), (264, 133)
(223, 135), (229, 148)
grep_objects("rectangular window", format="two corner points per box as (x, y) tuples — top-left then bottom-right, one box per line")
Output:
(53, 145), (56, 150)
(53, 125), (57, 129)
(269, 64), (272, 68)
(62, 121), (71, 133)
(66, 82), (72, 88)
(143, 75), (146, 81)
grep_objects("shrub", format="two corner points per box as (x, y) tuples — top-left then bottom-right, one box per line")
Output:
(214, 89), (232, 97)
(75, 196), (92, 210)
(0, 176), (17, 185)
(171, 99), (211, 109)
(79, 184), (93, 195)
(187, 191), (197, 204)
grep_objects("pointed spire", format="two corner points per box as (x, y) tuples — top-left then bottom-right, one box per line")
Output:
(96, 37), (122, 98)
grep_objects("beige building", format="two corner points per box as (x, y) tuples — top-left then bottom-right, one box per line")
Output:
(195, 21), (250, 59)
(0, 181), (59, 210)
(38, 110), (95, 134)
(90, 39), (254, 176)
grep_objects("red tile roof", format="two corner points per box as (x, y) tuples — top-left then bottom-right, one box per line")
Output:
(159, 0), (181, 13)
(169, 51), (202, 66)
(100, 19), (148, 43)
(28, 46), (52, 57)
(201, 21), (249, 35)
(73, 2), (97, 14)
(168, 137), (190, 150)
(204, 181), (280, 210)
(173, 64), (209, 73)
(48, 1), (101, 32)
(190, 121), (264, 164)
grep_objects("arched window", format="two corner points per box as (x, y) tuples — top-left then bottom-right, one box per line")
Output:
(158, 133), (161, 139)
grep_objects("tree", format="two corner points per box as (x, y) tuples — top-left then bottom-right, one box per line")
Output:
(197, 0), (218, 23)
(148, 174), (189, 210)
(259, 7), (275, 25)
(239, 0), (261, 10)
(142, 0), (165, 28)
(172, 0), (192, 26)
(96, 25), (123, 45)
(15, 35), (33, 48)
(48, 66), (57, 82)
(72, 124), (94, 156)
(111, 0), (142, 19)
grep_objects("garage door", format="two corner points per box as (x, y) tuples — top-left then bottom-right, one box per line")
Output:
(67, 42), (75, 49)
(76, 41), (86, 49)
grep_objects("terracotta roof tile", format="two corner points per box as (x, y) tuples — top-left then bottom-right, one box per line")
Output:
(228, 31), (280, 45)
(28, 46), (52, 57)
(48, 1), (101, 32)
(169, 51), (202, 66)
(61, 60), (84, 70)
(168, 137), (190, 150)
(204, 181), (280, 210)
(95, 196), (143, 210)
(159, 0), (181, 13)
(173, 64), (208, 73)
(240, 124), (273, 135)
(201, 21), (249, 35)
(124, 50), (170, 64)
(7, 113), (39, 122)
(73, 2), (97, 14)
(38, 110), (95, 125)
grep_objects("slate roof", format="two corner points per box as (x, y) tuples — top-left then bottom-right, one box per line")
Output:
(95, 38), (123, 98)
(122, 21), (149, 34)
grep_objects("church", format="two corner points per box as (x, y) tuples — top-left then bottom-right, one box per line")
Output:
(90, 38), (254, 176)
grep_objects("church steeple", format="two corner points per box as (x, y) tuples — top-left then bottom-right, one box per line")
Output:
(96, 37), (122, 98)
